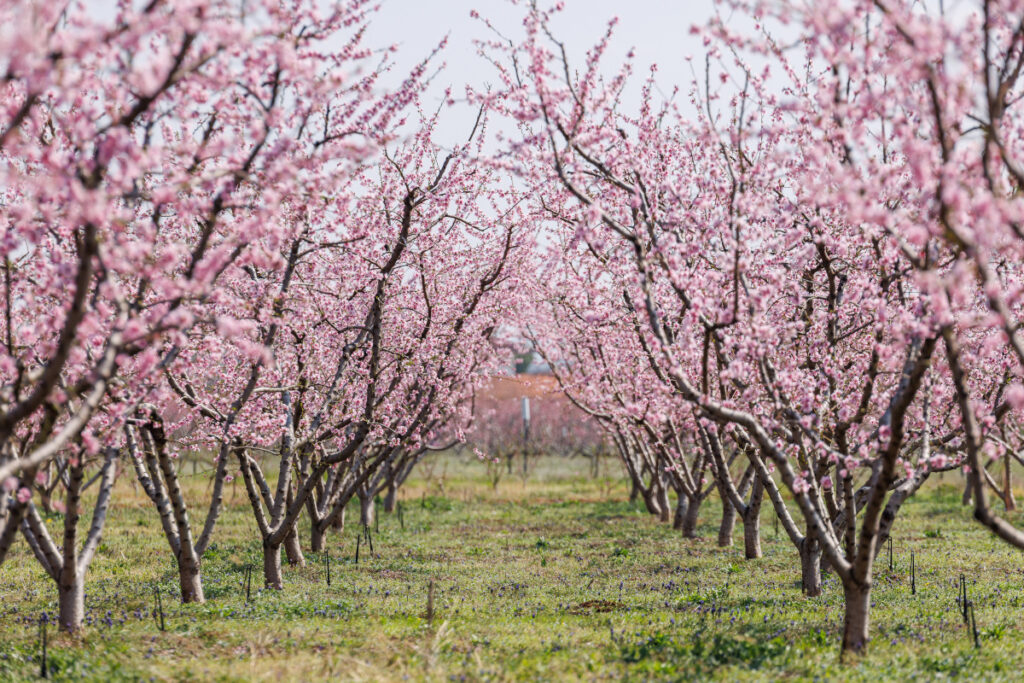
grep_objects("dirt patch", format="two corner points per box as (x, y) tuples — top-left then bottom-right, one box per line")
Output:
(567, 599), (626, 615)
(375, 569), (406, 579)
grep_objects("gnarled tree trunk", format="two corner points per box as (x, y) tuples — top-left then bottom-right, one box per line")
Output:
(359, 491), (375, 527)
(717, 496), (736, 547)
(673, 495), (687, 530)
(799, 535), (822, 597)
(126, 417), (230, 604)
(655, 482), (671, 523)
(840, 579), (871, 654)
(310, 523), (327, 553)
(57, 568), (85, 633)
(20, 448), (117, 632)
(263, 539), (284, 590)
(742, 477), (764, 559)
(284, 523), (305, 567)
(681, 495), (701, 538)
(383, 483), (398, 513)
(178, 553), (204, 603)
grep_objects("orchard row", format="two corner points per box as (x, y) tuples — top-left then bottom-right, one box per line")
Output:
(3, 0), (1024, 659)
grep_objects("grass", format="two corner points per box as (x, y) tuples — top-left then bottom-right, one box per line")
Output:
(2, 454), (1024, 681)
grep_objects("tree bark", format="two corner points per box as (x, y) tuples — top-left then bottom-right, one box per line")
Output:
(681, 496), (700, 538)
(672, 495), (687, 530)
(332, 507), (346, 530)
(1004, 455), (1016, 511)
(383, 483), (398, 513)
(743, 513), (762, 559)
(742, 477), (764, 559)
(57, 568), (85, 633)
(263, 540), (284, 590)
(641, 486), (663, 519)
(310, 523), (326, 553)
(284, 524), (305, 567)
(840, 579), (871, 655)
(799, 536), (822, 597)
(717, 496), (736, 547)
(359, 493), (375, 527)
(178, 555), (205, 603)
(656, 483), (671, 523)
(0, 499), (27, 566)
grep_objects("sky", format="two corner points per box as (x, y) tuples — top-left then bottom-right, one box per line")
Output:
(362, 0), (722, 146)
(82, 0), (727, 147)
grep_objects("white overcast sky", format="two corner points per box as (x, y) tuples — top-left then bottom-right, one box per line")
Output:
(85, 0), (726, 145)
(364, 0), (722, 146)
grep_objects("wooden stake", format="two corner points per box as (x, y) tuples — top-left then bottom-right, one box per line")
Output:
(39, 615), (47, 679)
(969, 601), (980, 648)
(910, 551), (916, 595)
(426, 579), (435, 624)
(959, 573), (968, 624)
(154, 585), (165, 631)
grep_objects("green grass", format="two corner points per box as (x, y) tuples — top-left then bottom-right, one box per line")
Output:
(2, 455), (1024, 681)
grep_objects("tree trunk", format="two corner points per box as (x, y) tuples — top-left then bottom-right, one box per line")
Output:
(840, 579), (871, 655)
(629, 478), (640, 503)
(656, 484), (671, 523)
(38, 490), (54, 515)
(1004, 455), (1016, 511)
(284, 525), (305, 567)
(717, 496), (736, 547)
(57, 568), (85, 633)
(742, 511), (762, 560)
(263, 540), (284, 590)
(310, 523), (326, 553)
(359, 493), (375, 527)
(799, 537), (822, 597)
(383, 484), (398, 513)
(672, 495), (687, 530)
(743, 478), (764, 560)
(681, 495), (700, 538)
(0, 500), (27, 566)
(640, 487), (662, 518)
(178, 553), (205, 603)
(331, 507), (346, 531)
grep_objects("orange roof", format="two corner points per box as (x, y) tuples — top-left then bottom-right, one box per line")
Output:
(478, 374), (564, 401)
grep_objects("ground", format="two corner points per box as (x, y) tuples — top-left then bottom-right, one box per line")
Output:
(1, 455), (1023, 681)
